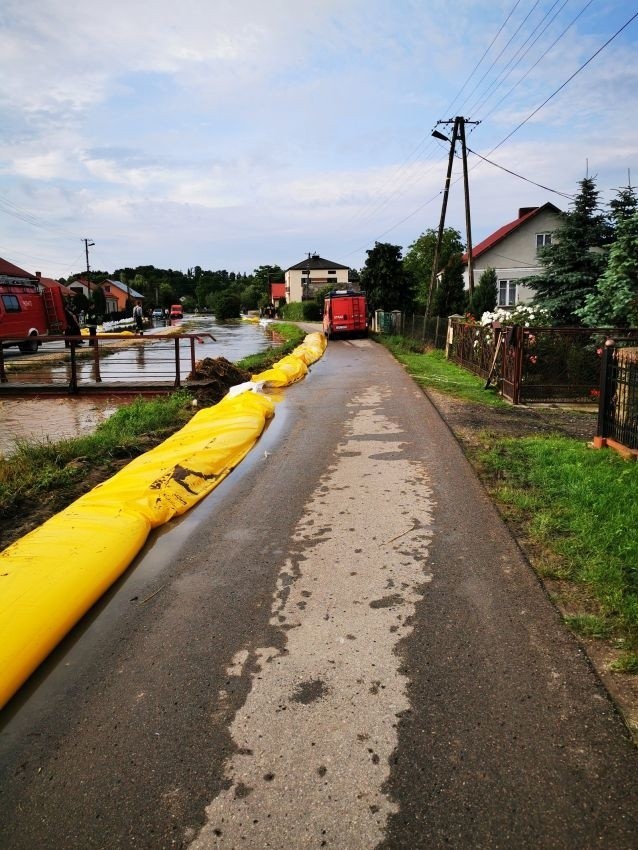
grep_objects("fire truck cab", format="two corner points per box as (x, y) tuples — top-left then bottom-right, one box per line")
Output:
(323, 290), (368, 339)
(0, 278), (67, 353)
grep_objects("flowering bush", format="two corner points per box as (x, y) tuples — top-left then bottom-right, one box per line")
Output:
(480, 305), (551, 328)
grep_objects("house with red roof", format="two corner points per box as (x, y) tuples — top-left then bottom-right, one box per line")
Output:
(463, 202), (562, 308)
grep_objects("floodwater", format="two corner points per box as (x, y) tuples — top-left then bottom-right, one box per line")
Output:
(0, 317), (277, 457)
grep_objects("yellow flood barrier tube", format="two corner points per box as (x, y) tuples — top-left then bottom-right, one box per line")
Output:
(0, 332), (327, 709)
(0, 391), (274, 709)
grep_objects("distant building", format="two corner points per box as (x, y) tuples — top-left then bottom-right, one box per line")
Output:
(101, 279), (145, 313)
(269, 281), (286, 308)
(463, 203), (562, 307)
(285, 254), (349, 302)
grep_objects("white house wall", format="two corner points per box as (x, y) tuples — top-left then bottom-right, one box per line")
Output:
(285, 267), (349, 302)
(464, 208), (561, 305)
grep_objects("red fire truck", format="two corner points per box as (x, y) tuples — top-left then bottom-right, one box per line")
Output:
(323, 290), (368, 339)
(0, 277), (67, 353)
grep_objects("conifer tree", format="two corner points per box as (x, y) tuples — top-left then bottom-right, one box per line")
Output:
(469, 267), (497, 319)
(578, 211), (638, 327)
(431, 253), (466, 317)
(529, 177), (612, 325)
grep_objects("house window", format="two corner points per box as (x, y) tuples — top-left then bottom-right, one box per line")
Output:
(2, 294), (21, 312)
(498, 279), (517, 307)
(327, 277), (337, 284)
(328, 270), (336, 274)
(536, 233), (552, 252)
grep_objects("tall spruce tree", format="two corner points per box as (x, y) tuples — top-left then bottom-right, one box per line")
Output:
(431, 253), (466, 317)
(529, 176), (612, 325)
(469, 267), (497, 319)
(609, 182), (638, 229)
(578, 211), (638, 327)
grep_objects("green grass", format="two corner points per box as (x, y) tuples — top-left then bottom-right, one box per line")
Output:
(377, 335), (507, 407)
(236, 322), (305, 372)
(479, 435), (638, 639)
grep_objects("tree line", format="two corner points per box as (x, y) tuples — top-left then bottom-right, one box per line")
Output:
(63, 176), (637, 327)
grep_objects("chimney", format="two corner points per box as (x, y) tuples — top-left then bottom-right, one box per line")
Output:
(35, 271), (41, 279)
(518, 207), (538, 218)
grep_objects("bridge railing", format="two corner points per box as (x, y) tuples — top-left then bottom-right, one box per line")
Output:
(0, 333), (215, 394)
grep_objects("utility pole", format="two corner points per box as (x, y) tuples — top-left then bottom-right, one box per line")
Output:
(83, 238), (95, 283)
(426, 116), (479, 317)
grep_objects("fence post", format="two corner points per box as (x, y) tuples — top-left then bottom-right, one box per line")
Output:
(595, 338), (615, 446)
(0, 342), (6, 383)
(434, 316), (441, 349)
(422, 315), (426, 341)
(174, 337), (181, 388)
(69, 342), (78, 394)
(92, 337), (102, 383)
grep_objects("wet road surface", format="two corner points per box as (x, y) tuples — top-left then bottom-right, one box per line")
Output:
(1, 337), (637, 849)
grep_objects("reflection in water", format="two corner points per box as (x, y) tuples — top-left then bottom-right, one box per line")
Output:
(0, 398), (120, 458)
(0, 318), (282, 456)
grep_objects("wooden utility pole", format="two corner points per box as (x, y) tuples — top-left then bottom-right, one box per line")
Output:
(83, 238), (95, 282)
(426, 116), (479, 317)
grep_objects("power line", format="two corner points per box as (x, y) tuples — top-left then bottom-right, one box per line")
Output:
(443, 0), (523, 115)
(466, 0), (569, 119)
(476, 0), (595, 127)
(456, 0), (542, 115)
(487, 9), (638, 156)
(466, 146), (575, 199)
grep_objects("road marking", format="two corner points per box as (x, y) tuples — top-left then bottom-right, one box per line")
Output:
(190, 387), (435, 849)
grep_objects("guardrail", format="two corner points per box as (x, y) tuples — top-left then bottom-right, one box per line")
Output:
(0, 333), (216, 395)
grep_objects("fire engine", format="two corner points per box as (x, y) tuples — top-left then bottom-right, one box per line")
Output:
(323, 290), (368, 339)
(0, 277), (67, 353)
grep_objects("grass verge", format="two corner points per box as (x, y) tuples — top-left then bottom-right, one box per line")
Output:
(476, 435), (638, 644)
(376, 335), (507, 408)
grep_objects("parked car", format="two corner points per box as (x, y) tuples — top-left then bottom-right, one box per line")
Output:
(151, 308), (164, 318)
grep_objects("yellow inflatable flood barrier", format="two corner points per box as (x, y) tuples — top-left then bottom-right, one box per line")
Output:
(0, 332), (326, 709)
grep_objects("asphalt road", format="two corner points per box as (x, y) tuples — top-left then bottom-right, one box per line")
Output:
(1, 337), (637, 849)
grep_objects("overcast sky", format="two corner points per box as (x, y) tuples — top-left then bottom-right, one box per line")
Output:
(1, 0), (637, 278)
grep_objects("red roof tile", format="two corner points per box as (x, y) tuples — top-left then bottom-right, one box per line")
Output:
(0, 257), (35, 278)
(463, 202), (562, 263)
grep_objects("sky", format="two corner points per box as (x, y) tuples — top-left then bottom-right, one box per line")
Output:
(1, 0), (637, 279)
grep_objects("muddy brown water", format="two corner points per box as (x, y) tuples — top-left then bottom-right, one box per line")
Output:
(0, 317), (277, 456)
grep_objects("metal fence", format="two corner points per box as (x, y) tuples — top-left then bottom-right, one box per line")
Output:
(596, 340), (638, 452)
(447, 319), (638, 404)
(373, 311), (447, 349)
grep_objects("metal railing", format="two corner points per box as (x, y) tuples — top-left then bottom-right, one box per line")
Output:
(0, 333), (215, 395)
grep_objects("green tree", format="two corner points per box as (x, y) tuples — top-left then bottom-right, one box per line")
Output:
(403, 227), (464, 310)
(578, 211), (638, 327)
(469, 267), (497, 319)
(529, 176), (612, 325)
(360, 242), (412, 312)
(213, 292), (241, 321)
(609, 183), (638, 229)
(431, 253), (466, 317)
